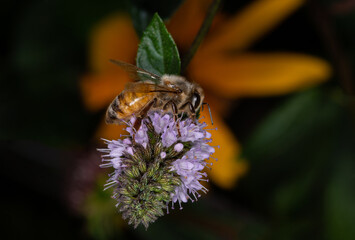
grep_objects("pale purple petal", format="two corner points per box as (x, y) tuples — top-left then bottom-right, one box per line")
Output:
(100, 110), (215, 212)
(161, 127), (177, 147)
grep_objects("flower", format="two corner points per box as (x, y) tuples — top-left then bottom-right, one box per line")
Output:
(80, 0), (331, 189)
(99, 111), (214, 228)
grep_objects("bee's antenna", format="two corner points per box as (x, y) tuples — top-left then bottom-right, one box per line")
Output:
(202, 102), (213, 125)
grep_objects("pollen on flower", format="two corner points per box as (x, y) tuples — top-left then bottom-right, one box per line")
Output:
(99, 111), (215, 229)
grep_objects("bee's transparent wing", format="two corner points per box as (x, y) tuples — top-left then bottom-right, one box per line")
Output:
(110, 59), (161, 84)
(124, 82), (180, 94)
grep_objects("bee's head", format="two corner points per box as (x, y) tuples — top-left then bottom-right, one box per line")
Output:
(192, 84), (204, 111)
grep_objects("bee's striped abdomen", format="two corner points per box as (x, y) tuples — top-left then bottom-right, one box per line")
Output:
(112, 94), (124, 113)
(105, 91), (153, 124)
(106, 93), (125, 124)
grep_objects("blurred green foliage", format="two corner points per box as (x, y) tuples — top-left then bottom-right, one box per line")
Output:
(241, 87), (355, 240)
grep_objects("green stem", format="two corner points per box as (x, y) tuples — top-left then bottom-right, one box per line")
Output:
(309, 0), (354, 95)
(181, 0), (221, 73)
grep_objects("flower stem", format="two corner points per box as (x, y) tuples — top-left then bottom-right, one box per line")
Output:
(181, 0), (221, 73)
(309, 0), (354, 95)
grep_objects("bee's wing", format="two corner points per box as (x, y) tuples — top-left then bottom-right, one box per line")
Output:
(124, 82), (180, 94)
(110, 59), (161, 84)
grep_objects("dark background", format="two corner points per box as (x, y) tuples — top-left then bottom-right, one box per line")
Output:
(1, 0), (355, 239)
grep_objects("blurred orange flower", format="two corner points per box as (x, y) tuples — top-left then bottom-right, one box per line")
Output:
(80, 0), (331, 189)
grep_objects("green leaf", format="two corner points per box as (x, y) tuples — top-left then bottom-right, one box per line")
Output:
(136, 13), (180, 76)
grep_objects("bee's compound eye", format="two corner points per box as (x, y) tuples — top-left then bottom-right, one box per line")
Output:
(192, 92), (201, 109)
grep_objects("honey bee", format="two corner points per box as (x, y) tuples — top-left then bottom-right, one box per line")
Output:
(106, 60), (212, 134)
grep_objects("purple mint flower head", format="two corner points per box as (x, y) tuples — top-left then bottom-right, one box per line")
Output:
(99, 111), (215, 229)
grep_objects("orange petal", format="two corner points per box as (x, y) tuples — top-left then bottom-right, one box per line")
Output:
(201, 106), (248, 189)
(190, 53), (331, 98)
(80, 72), (130, 112)
(203, 0), (305, 52)
(90, 13), (138, 72)
(95, 116), (126, 141)
(167, 0), (213, 51)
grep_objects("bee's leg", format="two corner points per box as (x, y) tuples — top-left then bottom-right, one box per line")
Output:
(163, 100), (181, 137)
(132, 98), (157, 141)
(202, 102), (213, 125)
(189, 103), (196, 122)
(179, 102), (196, 121)
(132, 118), (142, 139)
